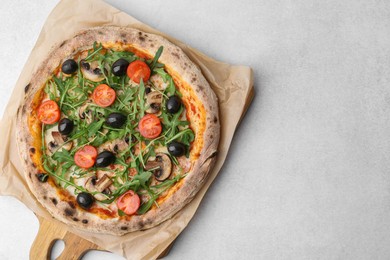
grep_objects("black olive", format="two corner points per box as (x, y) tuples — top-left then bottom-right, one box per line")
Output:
(58, 118), (74, 135)
(167, 141), (186, 157)
(106, 112), (126, 128)
(36, 173), (48, 183)
(61, 59), (78, 75)
(111, 59), (129, 76)
(95, 151), (116, 167)
(145, 87), (151, 94)
(166, 95), (182, 114)
(76, 192), (94, 209)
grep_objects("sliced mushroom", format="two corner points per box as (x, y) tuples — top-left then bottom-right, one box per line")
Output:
(150, 74), (168, 90)
(48, 131), (72, 153)
(78, 102), (93, 123)
(80, 59), (105, 82)
(144, 153), (172, 181)
(110, 139), (129, 153)
(146, 91), (163, 114)
(85, 174), (113, 201)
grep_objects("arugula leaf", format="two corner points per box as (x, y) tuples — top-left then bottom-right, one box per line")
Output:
(85, 42), (103, 61)
(166, 77), (176, 96)
(87, 119), (105, 137)
(52, 149), (74, 164)
(149, 46), (163, 71)
(137, 194), (156, 215)
(138, 79), (146, 118)
(153, 68), (170, 82)
(118, 209), (127, 217)
(91, 134), (106, 147)
(137, 174), (184, 214)
(166, 128), (194, 145)
(44, 81), (56, 100)
(133, 170), (152, 189)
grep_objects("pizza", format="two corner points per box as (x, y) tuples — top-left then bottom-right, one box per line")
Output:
(16, 26), (219, 235)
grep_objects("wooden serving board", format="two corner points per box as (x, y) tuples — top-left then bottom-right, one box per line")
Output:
(30, 216), (173, 260)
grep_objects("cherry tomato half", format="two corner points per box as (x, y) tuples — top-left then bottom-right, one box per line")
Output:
(117, 190), (140, 215)
(37, 100), (61, 124)
(74, 145), (98, 169)
(126, 60), (151, 84)
(92, 84), (116, 107)
(139, 114), (162, 139)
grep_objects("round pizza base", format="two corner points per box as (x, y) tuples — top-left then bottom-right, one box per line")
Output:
(16, 26), (219, 235)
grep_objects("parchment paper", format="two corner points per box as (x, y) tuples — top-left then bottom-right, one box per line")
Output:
(0, 0), (254, 258)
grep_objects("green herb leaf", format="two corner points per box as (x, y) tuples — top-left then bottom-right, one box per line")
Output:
(138, 79), (146, 118)
(87, 119), (105, 137)
(118, 209), (127, 217)
(149, 46), (163, 71)
(52, 150), (74, 164)
(137, 195), (156, 215)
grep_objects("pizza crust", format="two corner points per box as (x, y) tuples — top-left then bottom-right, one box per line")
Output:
(16, 26), (219, 235)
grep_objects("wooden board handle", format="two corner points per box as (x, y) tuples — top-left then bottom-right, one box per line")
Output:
(30, 216), (173, 259)
(30, 216), (100, 260)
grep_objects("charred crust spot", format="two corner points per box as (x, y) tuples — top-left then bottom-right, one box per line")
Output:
(98, 31), (103, 35)
(29, 172), (31, 179)
(120, 226), (128, 231)
(24, 84), (31, 93)
(29, 147), (36, 154)
(31, 162), (36, 168)
(171, 52), (180, 59)
(210, 135), (213, 139)
(139, 36), (145, 41)
(51, 198), (58, 205)
(150, 43), (154, 47)
(72, 217), (79, 222)
(138, 222), (144, 229)
(17, 106), (21, 115)
(144, 218), (152, 226)
(43, 196), (47, 200)
(59, 40), (66, 47)
(64, 208), (75, 216)
(198, 85), (204, 91)
(82, 219), (88, 224)
(191, 77), (196, 83)
(120, 33), (126, 38)
(213, 116), (218, 123)
(67, 201), (76, 209)
(138, 32), (142, 36)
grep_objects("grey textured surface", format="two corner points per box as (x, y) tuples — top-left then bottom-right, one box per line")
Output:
(1, 0), (390, 259)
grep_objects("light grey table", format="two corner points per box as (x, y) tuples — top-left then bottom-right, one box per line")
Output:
(1, 0), (390, 259)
